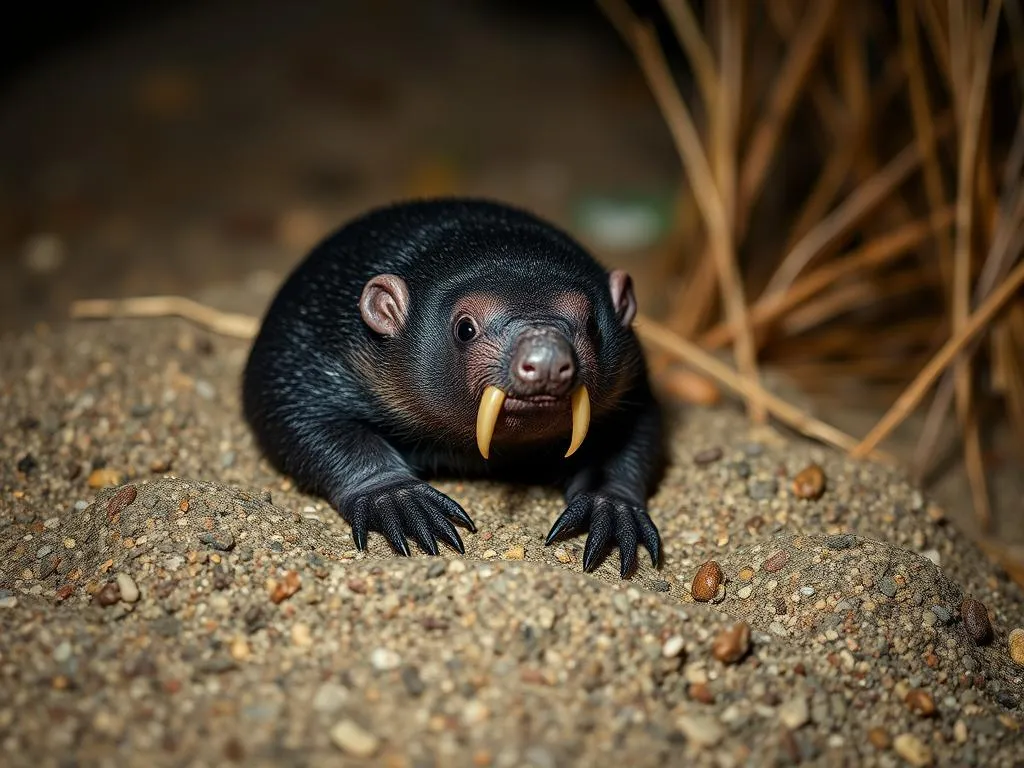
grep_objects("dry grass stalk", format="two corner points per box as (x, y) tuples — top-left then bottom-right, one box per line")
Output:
(853, 257), (1024, 458)
(600, 0), (766, 422)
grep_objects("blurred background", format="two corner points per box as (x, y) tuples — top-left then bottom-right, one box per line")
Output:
(1, 0), (1021, 576)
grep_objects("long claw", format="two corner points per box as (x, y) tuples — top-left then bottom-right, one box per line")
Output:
(351, 499), (370, 551)
(545, 502), (587, 545)
(615, 514), (639, 578)
(432, 489), (475, 532)
(637, 513), (662, 567)
(409, 514), (440, 556)
(582, 505), (613, 572)
(432, 515), (466, 554)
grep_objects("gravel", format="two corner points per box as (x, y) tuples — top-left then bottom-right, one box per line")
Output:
(1, 318), (1022, 767)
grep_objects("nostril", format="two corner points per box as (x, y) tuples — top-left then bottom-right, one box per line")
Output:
(522, 363), (536, 374)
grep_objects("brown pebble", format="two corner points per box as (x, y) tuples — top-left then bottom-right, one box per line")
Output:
(105, 485), (138, 521)
(270, 570), (302, 604)
(905, 689), (936, 717)
(962, 598), (993, 645)
(762, 551), (789, 572)
(737, 567), (755, 581)
(691, 561), (723, 602)
(87, 468), (121, 489)
(1009, 628), (1024, 667)
(688, 682), (715, 704)
(712, 621), (751, 664)
(94, 581), (121, 607)
(693, 447), (723, 466)
(149, 458), (173, 473)
(867, 727), (891, 750)
(791, 463), (826, 500)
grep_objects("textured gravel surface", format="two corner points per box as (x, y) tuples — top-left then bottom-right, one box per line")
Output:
(2, 318), (1023, 767)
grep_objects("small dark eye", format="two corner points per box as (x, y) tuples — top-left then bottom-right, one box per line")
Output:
(455, 317), (477, 342)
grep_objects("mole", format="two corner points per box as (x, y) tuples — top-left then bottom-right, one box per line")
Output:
(242, 198), (665, 577)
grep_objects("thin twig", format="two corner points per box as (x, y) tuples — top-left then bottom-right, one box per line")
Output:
(659, 0), (720, 106)
(949, 0), (1002, 528)
(600, 0), (766, 422)
(737, 0), (839, 233)
(633, 317), (892, 460)
(70, 297), (260, 339)
(852, 256), (1024, 458)
(762, 114), (955, 298)
(900, 0), (954, 293)
(703, 209), (956, 349)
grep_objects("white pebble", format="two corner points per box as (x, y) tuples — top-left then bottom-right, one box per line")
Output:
(116, 572), (140, 603)
(370, 647), (401, 671)
(329, 719), (379, 757)
(778, 696), (809, 729)
(676, 714), (724, 748)
(661, 635), (685, 658)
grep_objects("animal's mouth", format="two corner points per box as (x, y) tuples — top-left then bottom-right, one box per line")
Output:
(475, 385), (590, 460)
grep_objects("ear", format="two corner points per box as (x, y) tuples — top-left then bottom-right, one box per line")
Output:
(608, 269), (637, 328)
(359, 274), (410, 336)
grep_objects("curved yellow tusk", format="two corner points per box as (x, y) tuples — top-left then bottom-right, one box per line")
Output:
(475, 385), (507, 459)
(565, 385), (591, 458)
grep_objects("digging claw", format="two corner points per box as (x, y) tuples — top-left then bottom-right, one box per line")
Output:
(546, 492), (661, 578)
(343, 481), (474, 556)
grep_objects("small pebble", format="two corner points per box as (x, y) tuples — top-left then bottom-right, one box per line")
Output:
(893, 733), (932, 767)
(426, 561), (447, 579)
(761, 551), (789, 573)
(502, 545), (525, 560)
(370, 647), (402, 671)
(878, 576), (898, 599)
(995, 691), (1018, 709)
(961, 598), (993, 645)
(650, 579), (670, 592)
(688, 682), (714, 704)
(199, 531), (236, 552)
(676, 715), (724, 748)
(401, 666), (426, 697)
(825, 534), (855, 550)
(930, 605), (952, 625)
(52, 641), (72, 663)
(778, 696), (809, 730)
(791, 464), (826, 500)
(748, 479), (778, 500)
(693, 447), (722, 466)
(87, 468), (122, 489)
(904, 689), (936, 717)
(736, 586), (752, 599)
(1008, 628), (1024, 667)
(329, 719), (380, 758)
(291, 623), (313, 647)
(94, 582), (121, 607)
(662, 635), (685, 659)
(711, 621), (751, 664)
(691, 561), (723, 602)
(115, 573), (140, 603)
(105, 485), (137, 519)
(867, 727), (890, 750)
(0, 595), (18, 609)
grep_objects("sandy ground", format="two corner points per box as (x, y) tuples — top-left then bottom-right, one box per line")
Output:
(1, 316), (1023, 767)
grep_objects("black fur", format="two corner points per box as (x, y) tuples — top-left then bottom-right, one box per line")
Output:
(242, 198), (665, 577)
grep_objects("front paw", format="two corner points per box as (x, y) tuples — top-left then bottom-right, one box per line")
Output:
(545, 492), (661, 578)
(342, 481), (476, 557)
